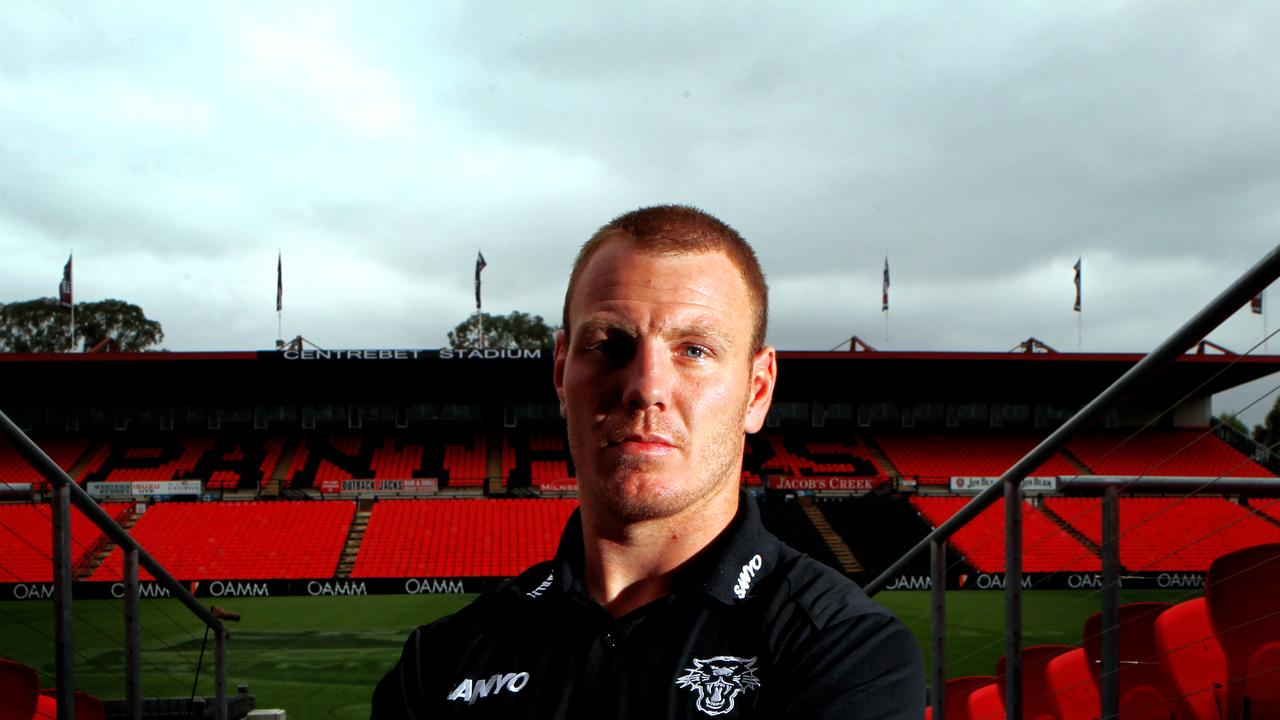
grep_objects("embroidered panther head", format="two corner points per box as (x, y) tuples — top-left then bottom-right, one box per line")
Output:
(674, 655), (760, 716)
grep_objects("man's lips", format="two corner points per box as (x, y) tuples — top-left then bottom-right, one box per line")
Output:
(614, 434), (678, 454)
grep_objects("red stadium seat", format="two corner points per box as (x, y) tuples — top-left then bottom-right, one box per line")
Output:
(1082, 602), (1179, 720)
(0, 658), (39, 720)
(966, 681), (1005, 720)
(996, 645), (1074, 720)
(928, 676), (998, 720)
(1045, 647), (1100, 720)
(1206, 543), (1280, 719)
(1153, 597), (1228, 720)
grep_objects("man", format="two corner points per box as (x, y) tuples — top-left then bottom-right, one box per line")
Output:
(372, 205), (923, 718)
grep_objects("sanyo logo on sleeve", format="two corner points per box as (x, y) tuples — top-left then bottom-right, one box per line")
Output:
(447, 671), (531, 705)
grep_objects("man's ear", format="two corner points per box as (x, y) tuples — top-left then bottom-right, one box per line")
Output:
(553, 329), (568, 417)
(743, 345), (776, 434)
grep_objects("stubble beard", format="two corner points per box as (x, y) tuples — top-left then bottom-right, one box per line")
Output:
(570, 406), (746, 523)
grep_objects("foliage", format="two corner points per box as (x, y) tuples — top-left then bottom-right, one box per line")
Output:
(0, 297), (164, 352)
(447, 311), (557, 351)
(1215, 412), (1250, 438)
(1253, 394), (1280, 450)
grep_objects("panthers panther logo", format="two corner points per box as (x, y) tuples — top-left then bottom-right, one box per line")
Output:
(674, 655), (761, 716)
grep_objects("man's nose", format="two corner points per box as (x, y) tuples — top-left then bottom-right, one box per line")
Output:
(622, 339), (671, 412)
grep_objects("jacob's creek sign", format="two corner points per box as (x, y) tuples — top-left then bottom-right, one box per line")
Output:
(88, 480), (202, 498)
(949, 476), (1058, 494)
(769, 477), (882, 493)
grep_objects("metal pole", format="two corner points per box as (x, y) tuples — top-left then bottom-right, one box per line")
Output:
(52, 482), (76, 720)
(0, 410), (226, 633)
(1100, 487), (1120, 720)
(1004, 481), (1023, 720)
(125, 548), (142, 720)
(865, 242), (1280, 596)
(215, 628), (228, 720)
(930, 538), (947, 720)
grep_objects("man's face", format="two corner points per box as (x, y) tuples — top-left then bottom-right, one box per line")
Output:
(554, 238), (776, 523)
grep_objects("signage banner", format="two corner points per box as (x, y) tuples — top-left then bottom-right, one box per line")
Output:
(769, 476), (884, 493)
(1, 577), (502, 601)
(949, 476), (1057, 494)
(87, 480), (202, 498)
(321, 478), (439, 495)
(538, 481), (579, 494)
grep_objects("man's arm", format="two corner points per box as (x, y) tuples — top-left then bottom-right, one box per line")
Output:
(371, 626), (434, 720)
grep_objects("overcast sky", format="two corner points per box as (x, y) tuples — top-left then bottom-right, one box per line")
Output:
(3, 2), (1278, 421)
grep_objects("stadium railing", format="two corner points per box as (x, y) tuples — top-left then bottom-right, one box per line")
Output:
(0, 409), (233, 720)
(863, 243), (1280, 720)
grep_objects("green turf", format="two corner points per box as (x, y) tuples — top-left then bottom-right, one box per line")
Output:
(0, 589), (1202, 717)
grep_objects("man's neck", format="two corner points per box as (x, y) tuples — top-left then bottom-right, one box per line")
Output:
(579, 483), (739, 619)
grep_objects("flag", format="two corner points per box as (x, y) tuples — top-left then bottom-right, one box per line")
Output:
(881, 257), (890, 312)
(1073, 258), (1082, 313)
(59, 255), (73, 308)
(276, 252), (283, 312)
(1252, 294), (1264, 314)
(475, 251), (487, 309)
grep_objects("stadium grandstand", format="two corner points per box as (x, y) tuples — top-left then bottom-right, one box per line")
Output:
(4, 342), (1280, 717)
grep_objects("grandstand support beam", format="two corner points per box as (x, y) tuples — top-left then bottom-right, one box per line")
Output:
(1100, 487), (1120, 720)
(52, 481), (76, 720)
(1004, 480), (1023, 720)
(865, 241), (1280, 597)
(125, 548), (142, 720)
(215, 629), (228, 720)
(0, 409), (227, 634)
(930, 538), (946, 720)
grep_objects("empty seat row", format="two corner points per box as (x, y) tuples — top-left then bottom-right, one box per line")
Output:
(929, 543), (1280, 719)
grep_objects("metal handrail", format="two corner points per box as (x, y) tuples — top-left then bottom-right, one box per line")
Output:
(0, 410), (230, 720)
(864, 243), (1280, 720)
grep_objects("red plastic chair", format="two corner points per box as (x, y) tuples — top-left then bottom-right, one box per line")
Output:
(1206, 543), (1280, 720)
(1083, 602), (1180, 720)
(967, 681), (1006, 720)
(927, 676), (999, 720)
(1153, 598), (1228, 720)
(997, 645), (1075, 720)
(1045, 647), (1101, 720)
(0, 658), (39, 720)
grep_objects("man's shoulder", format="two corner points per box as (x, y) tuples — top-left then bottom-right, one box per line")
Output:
(761, 543), (896, 633)
(416, 560), (560, 636)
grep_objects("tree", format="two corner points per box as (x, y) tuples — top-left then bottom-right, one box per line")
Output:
(1254, 395), (1280, 450)
(448, 311), (557, 351)
(0, 297), (164, 353)
(1216, 412), (1250, 438)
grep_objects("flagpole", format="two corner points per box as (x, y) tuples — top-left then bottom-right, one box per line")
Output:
(1265, 288), (1270, 355)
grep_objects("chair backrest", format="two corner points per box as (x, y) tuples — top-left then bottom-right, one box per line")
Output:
(935, 676), (998, 720)
(966, 682), (1005, 720)
(1206, 542), (1280, 715)
(0, 658), (39, 720)
(1082, 602), (1180, 719)
(1153, 597), (1228, 720)
(38, 689), (105, 720)
(1045, 647), (1100, 720)
(997, 645), (1074, 720)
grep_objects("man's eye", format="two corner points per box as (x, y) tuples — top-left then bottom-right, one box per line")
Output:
(681, 345), (709, 360)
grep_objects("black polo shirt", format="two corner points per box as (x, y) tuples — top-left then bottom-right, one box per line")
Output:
(371, 495), (924, 719)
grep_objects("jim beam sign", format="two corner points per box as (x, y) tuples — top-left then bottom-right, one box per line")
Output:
(949, 476), (1058, 494)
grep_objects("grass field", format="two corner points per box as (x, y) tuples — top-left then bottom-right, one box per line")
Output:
(1, 588), (1201, 718)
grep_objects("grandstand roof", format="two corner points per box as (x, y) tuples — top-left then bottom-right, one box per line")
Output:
(2, 348), (1277, 407)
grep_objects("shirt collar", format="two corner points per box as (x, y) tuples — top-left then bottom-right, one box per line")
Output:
(549, 491), (783, 606)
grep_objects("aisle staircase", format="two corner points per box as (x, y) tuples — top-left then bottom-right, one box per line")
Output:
(75, 507), (142, 579)
(335, 508), (371, 578)
(797, 496), (863, 574)
(1037, 503), (1103, 560)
